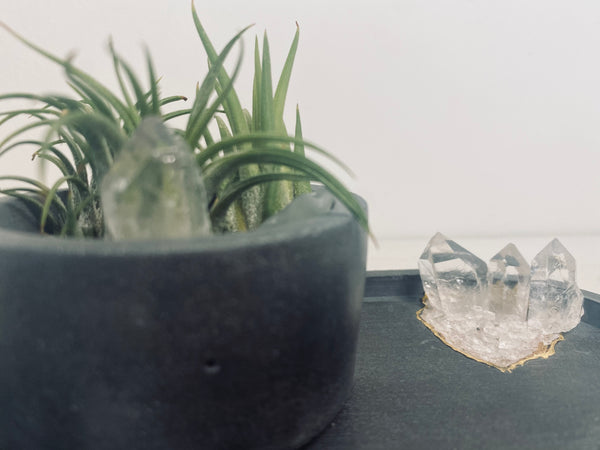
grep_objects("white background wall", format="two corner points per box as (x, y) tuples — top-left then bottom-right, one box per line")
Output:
(2, 0), (600, 241)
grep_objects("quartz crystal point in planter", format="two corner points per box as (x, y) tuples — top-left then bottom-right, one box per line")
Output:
(101, 116), (211, 240)
(417, 234), (584, 372)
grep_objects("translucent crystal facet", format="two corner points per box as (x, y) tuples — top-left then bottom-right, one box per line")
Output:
(527, 239), (584, 333)
(101, 117), (211, 240)
(417, 234), (584, 371)
(418, 232), (488, 317)
(487, 243), (530, 320)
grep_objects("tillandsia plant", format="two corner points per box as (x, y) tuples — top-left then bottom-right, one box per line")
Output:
(0, 4), (368, 238)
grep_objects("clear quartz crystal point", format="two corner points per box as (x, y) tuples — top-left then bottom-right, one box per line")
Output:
(527, 239), (584, 333)
(487, 243), (530, 320)
(418, 232), (488, 316)
(101, 116), (212, 240)
(418, 234), (584, 370)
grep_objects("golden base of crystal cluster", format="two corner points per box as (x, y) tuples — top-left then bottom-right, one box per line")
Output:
(416, 297), (564, 373)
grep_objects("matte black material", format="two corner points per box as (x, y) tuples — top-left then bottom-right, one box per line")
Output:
(307, 270), (600, 449)
(0, 191), (368, 450)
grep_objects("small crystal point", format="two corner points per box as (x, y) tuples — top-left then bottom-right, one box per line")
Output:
(101, 116), (212, 240)
(418, 232), (488, 316)
(527, 239), (584, 333)
(487, 243), (530, 320)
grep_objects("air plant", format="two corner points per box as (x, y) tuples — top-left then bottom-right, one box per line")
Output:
(0, 4), (368, 238)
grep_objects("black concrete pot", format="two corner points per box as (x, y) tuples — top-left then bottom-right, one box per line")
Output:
(0, 189), (367, 450)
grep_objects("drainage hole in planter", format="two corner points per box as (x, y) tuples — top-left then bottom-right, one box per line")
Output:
(203, 358), (221, 375)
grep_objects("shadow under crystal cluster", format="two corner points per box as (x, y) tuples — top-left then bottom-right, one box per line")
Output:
(417, 233), (584, 371)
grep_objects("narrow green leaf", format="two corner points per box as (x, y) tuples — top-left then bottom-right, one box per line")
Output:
(39, 175), (76, 233)
(191, 3), (251, 135)
(68, 60), (139, 132)
(0, 92), (82, 112)
(0, 187), (44, 196)
(264, 174), (294, 219)
(210, 172), (310, 219)
(212, 66), (264, 228)
(293, 106), (311, 196)
(61, 191), (98, 237)
(191, 12), (264, 227)
(213, 116), (249, 232)
(0, 24), (139, 132)
(35, 149), (90, 210)
(252, 37), (262, 133)
(108, 38), (136, 111)
(34, 146), (89, 194)
(69, 64), (139, 132)
(0, 187), (60, 232)
(203, 148), (368, 231)
(0, 175), (50, 193)
(146, 47), (161, 115)
(35, 153), (71, 177)
(58, 130), (90, 184)
(202, 126), (215, 146)
(0, 107), (61, 123)
(0, 138), (58, 160)
(198, 133), (355, 177)
(66, 73), (116, 121)
(293, 106), (305, 157)
(237, 110), (249, 134)
(0, 119), (54, 153)
(273, 23), (300, 123)
(160, 95), (188, 106)
(46, 111), (125, 182)
(116, 58), (149, 117)
(215, 115), (232, 140)
(258, 32), (295, 217)
(185, 31), (247, 148)
(163, 108), (192, 122)
(260, 32), (275, 133)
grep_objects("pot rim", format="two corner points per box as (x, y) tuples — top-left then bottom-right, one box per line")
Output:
(0, 194), (358, 257)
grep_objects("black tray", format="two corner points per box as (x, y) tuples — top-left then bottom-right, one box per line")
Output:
(306, 270), (600, 449)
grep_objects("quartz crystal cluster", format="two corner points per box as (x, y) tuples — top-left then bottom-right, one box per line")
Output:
(101, 117), (212, 240)
(418, 233), (584, 371)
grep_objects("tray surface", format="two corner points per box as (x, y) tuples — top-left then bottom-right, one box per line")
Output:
(306, 270), (600, 449)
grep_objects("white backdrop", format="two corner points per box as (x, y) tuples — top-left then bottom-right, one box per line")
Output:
(2, 0), (600, 239)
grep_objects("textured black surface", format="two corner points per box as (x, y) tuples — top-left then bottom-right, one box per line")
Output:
(0, 191), (368, 450)
(307, 271), (600, 450)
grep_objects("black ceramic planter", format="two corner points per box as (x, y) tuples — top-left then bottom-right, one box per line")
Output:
(0, 189), (367, 450)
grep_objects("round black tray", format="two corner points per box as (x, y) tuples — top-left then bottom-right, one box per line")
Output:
(306, 270), (600, 450)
